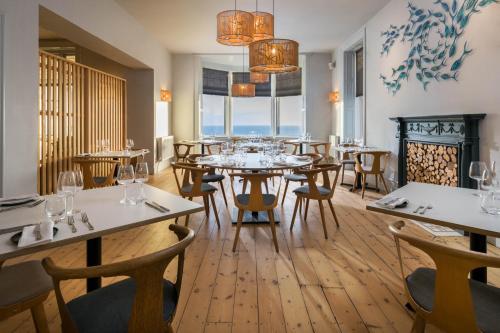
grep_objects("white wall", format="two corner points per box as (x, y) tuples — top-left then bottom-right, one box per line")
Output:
(335, 0), (500, 182)
(172, 54), (198, 142)
(0, 0), (171, 195)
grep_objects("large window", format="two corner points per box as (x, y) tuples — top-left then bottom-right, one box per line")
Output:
(232, 97), (272, 136)
(277, 96), (304, 137)
(201, 94), (225, 136)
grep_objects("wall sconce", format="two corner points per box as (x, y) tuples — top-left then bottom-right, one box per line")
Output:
(160, 89), (172, 102)
(329, 91), (340, 103)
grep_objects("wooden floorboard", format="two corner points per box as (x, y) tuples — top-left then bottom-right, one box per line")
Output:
(1, 168), (499, 332)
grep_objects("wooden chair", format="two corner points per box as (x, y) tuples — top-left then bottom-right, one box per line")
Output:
(173, 143), (195, 164)
(43, 224), (195, 333)
(0, 260), (53, 333)
(186, 154), (228, 206)
(72, 157), (119, 189)
(281, 153), (324, 205)
(229, 172), (282, 252)
(389, 221), (500, 333)
(172, 163), (221, 228)
(310, 142), (332, 158)
(205, 143), (222, 155)
(284, 141), (300, 155)
(338, 143), (358, 186)
(353, 151), (390, 199)
(290, 164), (342, 239)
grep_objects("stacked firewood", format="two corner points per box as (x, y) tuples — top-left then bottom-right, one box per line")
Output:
(406, 142), (458, 187)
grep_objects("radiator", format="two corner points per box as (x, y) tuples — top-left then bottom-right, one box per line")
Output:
(156, 136), (174, 162)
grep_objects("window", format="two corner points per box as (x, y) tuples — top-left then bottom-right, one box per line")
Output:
(355, 48), (364, 97)
(201, 94), (225, 135)
(232, 97), (272, 136)
(277, 96), (304, 136)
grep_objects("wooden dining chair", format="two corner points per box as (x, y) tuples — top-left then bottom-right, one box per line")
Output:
(43, 224), (195, 333)
(173, 143), (195, 165)
(186, 154), (228, 206)
(353, 151), (391, 199)
(229, 172), (282, 252)
(284, 141), (300, 155)
(72, 157), (119, 189)
(172, 162), (221, 228)
(205, 143), (222, 155)
(310, 142), (332, 158)
(389, 221), (500, 333)
(281, 153), (324, 205)
(338, 143), (358, 186)
(0, 260), (53, 333)
(290, 164), (342, 239)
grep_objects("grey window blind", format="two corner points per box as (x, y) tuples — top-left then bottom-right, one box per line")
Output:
(232, 72), (271, 97)
(276, 69), (302, 97)
(203, 68), (229, 96)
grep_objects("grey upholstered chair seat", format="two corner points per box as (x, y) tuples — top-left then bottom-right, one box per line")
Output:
(293, 185), (332, 196)
(93, 176), (108, 184)
(0, 260), (53, 307)
(236, 194), (276, 206)
(181, 183), (217, 193)
(202, 174), (225, 183)
(284, 173), (307, 182)
(340, 159), (355, 165)
(406, 267), (500, 333)
(67, 278), (177, 333)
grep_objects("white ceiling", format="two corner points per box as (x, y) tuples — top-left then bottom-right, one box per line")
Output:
(115, 0), (390, 54)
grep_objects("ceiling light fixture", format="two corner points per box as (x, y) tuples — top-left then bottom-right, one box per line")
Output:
(217, 0), (254, 46)
(250, 71), (270, 84)
(252, 0), (274, 41)
(232, 47), (256, 97)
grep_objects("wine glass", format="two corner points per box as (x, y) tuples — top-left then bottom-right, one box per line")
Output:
(125, 139), (135, 152)
(469, 161), (488, 196)
(73, 170), (84, 213)
(135, 162), (149, 202)
(117, 164), (136, 205)
(45, 195), (67, 223)
(57, 171), (76, 215)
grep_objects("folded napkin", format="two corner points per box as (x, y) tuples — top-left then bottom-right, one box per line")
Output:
(294, 156), (311, 161)
(375, 196), (409, 209)
(197, 156), (215, 162)
(0, 194), (39, 207)
(18, 222), (54, 248)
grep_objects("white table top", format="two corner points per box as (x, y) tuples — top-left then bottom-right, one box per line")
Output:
(366, 182), (500, 238)
(196, 154), (312, 171)
(0, 184), (203, 261)
(76, 149), (150, 159)
(333, 146), (390, 153)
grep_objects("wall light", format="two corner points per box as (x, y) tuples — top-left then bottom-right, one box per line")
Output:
(329, 91), (340, 103)
(160, 89), (172, 102)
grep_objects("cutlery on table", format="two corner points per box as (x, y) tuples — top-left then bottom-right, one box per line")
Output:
(145, 201), (169, 213)
(152, 201), (170, 212)
(419, 205), (433, 215)
(67, 215), (77, 233)
(0, 199), (45, 213)
(81, 212), (94, 231)
(413, 205), (424, 214)
(0, 224), (36, 235)
(33, 224), (42, 241)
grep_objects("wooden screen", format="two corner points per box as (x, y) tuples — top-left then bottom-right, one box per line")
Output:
(38, 51), (126, 194)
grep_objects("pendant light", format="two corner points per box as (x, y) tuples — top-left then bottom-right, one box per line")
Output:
(232, 47), (256, 97)
(249, 0), (299, 74)
(250, 71), (270, 84)
(252, 0), (274, 41)
(217, 0), (254, 46)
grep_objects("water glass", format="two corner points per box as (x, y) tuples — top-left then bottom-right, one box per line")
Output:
(45, 195), (66, 223)
(469, 161), (488, 195)
(117, 164), (136, 205)
(135, 162), (149, 202)
(57, 171), (76, 215)
(125, 138), (135, 153)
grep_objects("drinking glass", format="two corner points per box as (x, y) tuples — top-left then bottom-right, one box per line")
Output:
(125, 139), (135, 152)
(469, 161), (488, 196)
(117, 164), (136, 205)
(73, 170), (84, 213)
(103, 139), (111, 152)
(45, 195), (67, 223)
(135, 162), (149, 202)
(57, 171), (76, 215)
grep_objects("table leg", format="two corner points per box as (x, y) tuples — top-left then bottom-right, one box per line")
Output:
(201, 144), (205, 155)
(470, 233), (487, 282)
(86, 237), (102, 292)
(299, 143), (304, 155)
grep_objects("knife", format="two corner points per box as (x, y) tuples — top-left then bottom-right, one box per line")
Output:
(0, 224), (36, 235)
(152, 201), (170, 212)
(145, 201), (169, 213)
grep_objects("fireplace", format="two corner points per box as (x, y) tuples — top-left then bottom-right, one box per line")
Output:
(390, 114), (486, 189)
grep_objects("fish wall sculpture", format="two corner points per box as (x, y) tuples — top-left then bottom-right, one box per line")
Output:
(380, 0), (498, 95)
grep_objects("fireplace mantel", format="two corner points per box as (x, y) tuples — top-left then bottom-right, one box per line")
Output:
(390, 114), (486, 189)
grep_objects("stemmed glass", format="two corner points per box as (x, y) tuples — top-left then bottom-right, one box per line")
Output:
(125, 139), (135, 153)
(469, 161), (488, 196)
(117, 164), (136, 205)
(72, 170), (84, 213)
(135, 162), (149, 203)
(57, 171), (76, 215)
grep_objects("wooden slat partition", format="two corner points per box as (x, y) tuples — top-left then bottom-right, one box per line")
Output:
(38, 51), (127, 194)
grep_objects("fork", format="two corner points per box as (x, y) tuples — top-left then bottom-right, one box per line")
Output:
(81, 212), (94, 231)
(419, 204), (433, 215)
(67, 215), (77, 233)
(33, 224), (42, 241)
(413, 205), (424, 214)
(0, 199), (45, 213)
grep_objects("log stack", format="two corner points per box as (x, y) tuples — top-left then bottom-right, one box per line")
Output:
(406, 142), (458, 187)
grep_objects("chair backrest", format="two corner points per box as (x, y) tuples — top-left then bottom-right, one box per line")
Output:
(205, 143), (222, 155)
(353, 151), (390, 173)
(72, 158), (119, 190)
(310, 143), (332, 157)
(295, 164), (341, 198)
(43, 224), (195, 333)
(228, 172), (282, 211)
(171, 162), (210, 197)
(284, 142), (300, 155)
(298, 153), (324, 165)
(338, 143), (358, 160)
(173, 143), (194, 159)
(389, 221), (500, 333)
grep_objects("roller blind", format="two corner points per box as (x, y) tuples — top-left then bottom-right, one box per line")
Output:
(276, 69), (302, 97)
(203, 68), (229, 96)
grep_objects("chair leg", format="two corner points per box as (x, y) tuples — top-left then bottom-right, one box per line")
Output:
(318, 200), (328, 239)
(375, 174), (379, 192)
(31, 302), (50, 333)
(242, 179), (248, 194)
(411, 314), (426, 333)
(233, 209), (244, 252)
(209, 193), (221, 229)
(281, 180), (290, 205)
(268, 210), (279, 253)
(290, 197), (300, 231)
(380, 174), (390, 194)
(328, 199), (340, 228)
(304, 199), (310, 222)
(185, 197), (193, 226)
(299, 197), (303, 213)
(353, 172), (358, 192)
(203, 196), (210, 217)
(341, 165), (345, 184)
(361, 174), (367, 199)
(264, 180), (269, 194)
(219, 180), (228, 206)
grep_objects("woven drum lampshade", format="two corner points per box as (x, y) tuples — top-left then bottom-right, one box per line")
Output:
(250, 72), (269, 83)
(249, 39), (299, 74)
(252, 11), (274, 41)
(232, 83), (256, 97)
(217, 10), (254, 46)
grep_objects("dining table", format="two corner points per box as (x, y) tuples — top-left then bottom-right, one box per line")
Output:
(182, 139), (226, 155)
(75, 149), (150, 161)
(286, 139), (327, 154)
(196, 153), (313, 223)
(366, 181), (500, 283)
(0, 184), (203, 292)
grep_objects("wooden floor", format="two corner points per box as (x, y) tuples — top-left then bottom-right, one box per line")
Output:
(2, 168), (500, 333)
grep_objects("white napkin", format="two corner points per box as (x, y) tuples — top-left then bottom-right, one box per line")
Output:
(0, 193), (39, 206)
(18, 221), (54, 248)
(375, 196), (409, 209)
